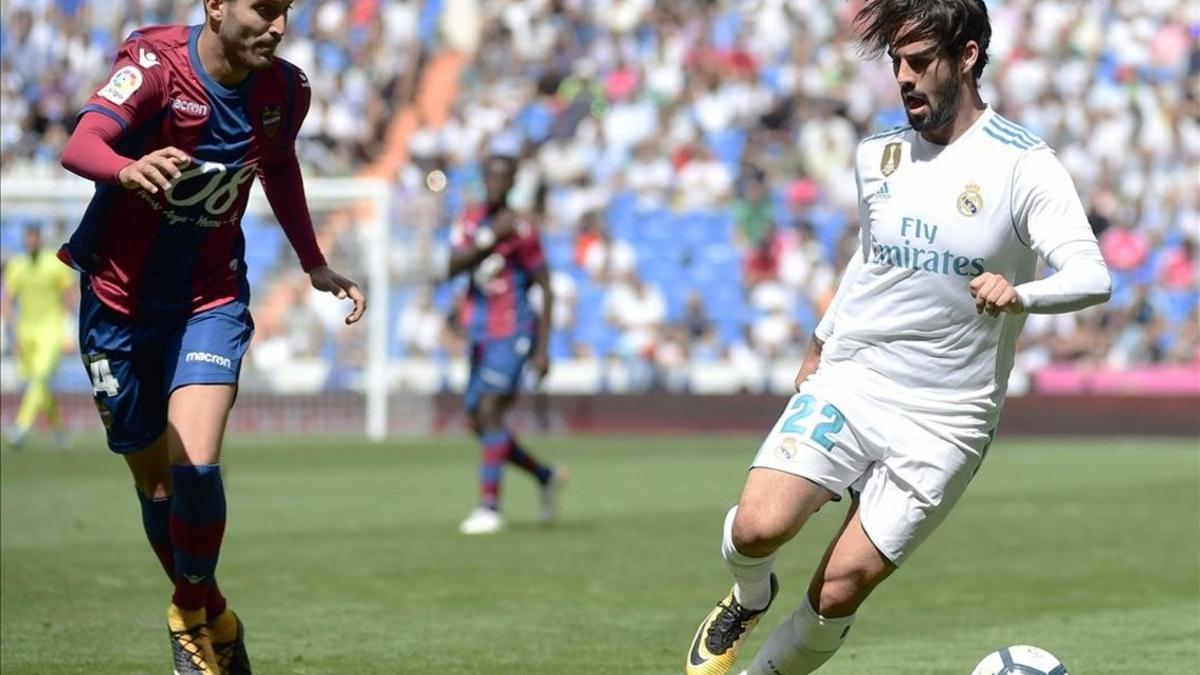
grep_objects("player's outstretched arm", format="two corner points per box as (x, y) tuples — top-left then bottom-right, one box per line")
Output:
(308, 265), (366, 325)
(257, 151), (369, 324)
(61, 112), (189, 190)
(529, 263), (554, 384)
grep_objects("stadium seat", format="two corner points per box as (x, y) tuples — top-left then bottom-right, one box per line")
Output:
(706, 128), (747, 169)
(543, 233), (574, 269)
(606, 190), (638, 224)
(549, 330), (573, 360)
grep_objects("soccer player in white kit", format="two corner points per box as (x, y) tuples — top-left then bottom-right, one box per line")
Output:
(684, 2), (1112, 674)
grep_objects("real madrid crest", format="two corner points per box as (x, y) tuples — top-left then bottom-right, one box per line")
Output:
(880, 142), (902, 177)
(776, 436), (799, 462)
(957, 183), (983, 217)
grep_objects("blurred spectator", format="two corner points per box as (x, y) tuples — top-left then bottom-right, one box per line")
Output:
(580, 222), (637, 284)
(397, 287), (450, 357)
(680, 291), (715, 343)
(743, 225), (781, 286)
(2, 0), (1197, 392)
(733, 177), (774, 250)
(604, 273), (666, 390)
(674, 143), (733, 209)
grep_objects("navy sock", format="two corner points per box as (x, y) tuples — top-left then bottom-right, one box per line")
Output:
(169, 464), (226, 612)
(507, 430), (552, 484)
(479, 429), (510, 509)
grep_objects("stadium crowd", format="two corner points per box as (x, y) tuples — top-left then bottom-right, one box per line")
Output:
(1, 0), (1196, 394)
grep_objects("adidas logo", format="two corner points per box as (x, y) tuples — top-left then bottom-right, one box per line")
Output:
(875, 181), (891, 199)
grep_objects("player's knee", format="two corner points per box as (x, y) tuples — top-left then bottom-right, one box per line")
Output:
(477, 397), (505, 429)
(132, 474), (170, 500)
(467, 409), (484, 435)
(731, 508), (795, 557)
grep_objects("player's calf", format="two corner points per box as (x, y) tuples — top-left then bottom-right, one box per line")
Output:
(743, 595), (855, 675)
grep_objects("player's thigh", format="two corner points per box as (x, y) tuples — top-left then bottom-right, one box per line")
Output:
(14, 329), (36, 378)
(78, 285), (169, 453)
(734, 468), (837, 553)
(738, 381), (877, 550)
(163, 301), (253, 465)
(854, 416), (990, 567)
(23, 329), (64, 381)
(167, 385), (237, 465)
(467, 336), (529, 413)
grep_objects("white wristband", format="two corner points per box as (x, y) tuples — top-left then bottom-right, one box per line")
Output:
(473, 227), (497, 252)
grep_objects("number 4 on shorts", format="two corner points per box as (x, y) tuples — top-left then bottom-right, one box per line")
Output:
(86, 353), (120, 396)
(779, 394), (846, 451)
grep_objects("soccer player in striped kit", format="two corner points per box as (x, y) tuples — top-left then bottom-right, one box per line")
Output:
(685, 1), (1111, 673)
(58, 1), (365, 672)
(447, 150), (567, 535)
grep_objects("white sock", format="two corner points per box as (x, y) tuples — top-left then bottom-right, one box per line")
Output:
(746, 594), (855, 675)
(721, 506), (777, 611)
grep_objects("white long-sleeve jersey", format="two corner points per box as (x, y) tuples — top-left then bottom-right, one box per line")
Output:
(816, 107), (1110, 422)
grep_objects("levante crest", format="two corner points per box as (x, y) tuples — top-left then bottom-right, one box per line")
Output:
(262, 105), (282, 137)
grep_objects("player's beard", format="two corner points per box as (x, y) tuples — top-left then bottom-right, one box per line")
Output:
(905, 74), (960, 133)
(241, 42), (277, 70)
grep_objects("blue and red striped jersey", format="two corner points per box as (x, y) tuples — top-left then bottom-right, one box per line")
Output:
(61, 24), (311, 317)
(452, 206), (547, 341)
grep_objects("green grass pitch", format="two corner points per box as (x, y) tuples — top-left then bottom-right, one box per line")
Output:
(2, 434), (1197, 674)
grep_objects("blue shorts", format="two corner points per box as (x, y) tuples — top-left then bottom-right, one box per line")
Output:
(464, 335), (532, 412)
(78, 281), (254, 453)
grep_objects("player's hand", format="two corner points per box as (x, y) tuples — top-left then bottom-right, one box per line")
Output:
(793, 337), (823, 391)
(309, 266), (367, 324)
(793, 367), (812, 392)
(968, 272), (1025, 317)
(118, 147), (191, 194)
(490, 210), (521, 240)
(529, 349), (550, 384)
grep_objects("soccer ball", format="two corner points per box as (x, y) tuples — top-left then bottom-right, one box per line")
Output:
(970, 645), (1069, 675)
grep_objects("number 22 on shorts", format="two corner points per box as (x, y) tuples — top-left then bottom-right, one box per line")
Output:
(779, 394), (846, 451)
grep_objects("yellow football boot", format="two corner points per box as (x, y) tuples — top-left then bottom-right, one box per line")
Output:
(686, 574), (779, 675)
(209, 608), (252, 675)
(167, 604), (220, 675)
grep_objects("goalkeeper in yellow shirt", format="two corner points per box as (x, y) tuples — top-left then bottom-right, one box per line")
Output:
(3, 225), (74, 448)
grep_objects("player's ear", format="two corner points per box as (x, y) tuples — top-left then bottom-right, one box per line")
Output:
(960, 40), (979, 78)
(203, 0), (226, 22)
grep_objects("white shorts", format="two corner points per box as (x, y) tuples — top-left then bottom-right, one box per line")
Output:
(750, 361), (994, 566)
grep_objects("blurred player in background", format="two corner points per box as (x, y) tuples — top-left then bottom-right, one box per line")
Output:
(57, 1), (365, 672)
(2, 224), (74, 449)
(685, 1), (1111, 674)
(447, 150), (567, 535)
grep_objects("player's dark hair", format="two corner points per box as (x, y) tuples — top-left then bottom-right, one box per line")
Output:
(855, 0), (991, 81)
(486, 154), (518, 175)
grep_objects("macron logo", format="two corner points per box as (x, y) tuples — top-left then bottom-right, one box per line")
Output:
(186, 351), (232, 369)
(172, 98), (209, 117)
